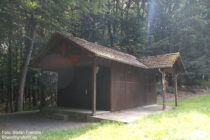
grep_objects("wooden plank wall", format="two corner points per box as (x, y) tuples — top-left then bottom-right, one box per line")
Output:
(110, 61), (156, 111)
(96, 57), (156, 111)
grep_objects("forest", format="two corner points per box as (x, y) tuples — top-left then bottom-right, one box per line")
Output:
(0, 0), (210, 113)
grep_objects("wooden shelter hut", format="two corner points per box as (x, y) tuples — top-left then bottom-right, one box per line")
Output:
(31, 32), (185, 115)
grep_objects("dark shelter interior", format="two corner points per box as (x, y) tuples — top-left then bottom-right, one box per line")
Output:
(56, 65), (110, 110)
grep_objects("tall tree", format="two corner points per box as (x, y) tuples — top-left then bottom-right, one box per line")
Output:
(17, 23), (36, 112)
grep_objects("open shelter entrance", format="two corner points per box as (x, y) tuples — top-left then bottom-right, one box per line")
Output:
(55, 65), (110, 111)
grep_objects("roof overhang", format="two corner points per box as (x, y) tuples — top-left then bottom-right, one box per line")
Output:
(138, 52), (186, 73)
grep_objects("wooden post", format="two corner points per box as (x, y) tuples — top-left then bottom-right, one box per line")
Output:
(173, 72), (178, 107)
(55, 72), (58, 106)
(92, 57), (97, 116)
(159, 69), (166, 110)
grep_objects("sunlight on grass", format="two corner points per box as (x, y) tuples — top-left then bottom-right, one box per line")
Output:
(38, 93), (210, 140)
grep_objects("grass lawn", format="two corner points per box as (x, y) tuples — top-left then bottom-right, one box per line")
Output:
(38, 93), (210, 140)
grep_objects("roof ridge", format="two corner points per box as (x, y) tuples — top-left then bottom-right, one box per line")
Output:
(69, 34), (137, 59)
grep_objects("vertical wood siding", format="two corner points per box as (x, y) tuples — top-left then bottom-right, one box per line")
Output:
(110, 61), (156, 111)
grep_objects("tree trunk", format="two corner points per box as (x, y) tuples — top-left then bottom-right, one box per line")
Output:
(32, 75), (37, 106)
(107, 1), (114, 48)
(28, 71), (32, 107)
(7, 37), (13, 112)
(17, 24), (36, 112)
(107, 21), (114, 47)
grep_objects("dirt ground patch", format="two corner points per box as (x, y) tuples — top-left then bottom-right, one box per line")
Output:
(157, 88), (210, 102)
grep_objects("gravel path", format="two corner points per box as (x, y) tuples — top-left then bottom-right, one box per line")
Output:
(0, 111), (91, 131)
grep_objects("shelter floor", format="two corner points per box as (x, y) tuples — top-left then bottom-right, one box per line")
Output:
(41, 105), (171, 123)
(91, 104), (171, 123)
(52, 108), (109, 115)
(0, 111), (91, 131)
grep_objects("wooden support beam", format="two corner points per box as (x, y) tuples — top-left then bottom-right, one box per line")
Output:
(173, 72), (178, 107)
(159, 69), (166, 110)
(92, 57), (97, 116)
(55, 72), (58, 106)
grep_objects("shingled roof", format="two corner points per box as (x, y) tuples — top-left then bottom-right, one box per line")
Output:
(32, 32), (147, 68)
(63, 32), (148, 68)
(138, 53), (185, 72)
(32, 32), (185, 72)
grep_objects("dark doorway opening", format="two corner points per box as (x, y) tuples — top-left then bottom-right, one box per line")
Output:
(57, 65), (111, 111)
(57, 66), (92, 109)
(96, 66), (111, 110)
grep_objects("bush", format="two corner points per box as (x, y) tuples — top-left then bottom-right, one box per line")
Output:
(166, 86), (174, 93)
(199, 80), (210, 89)
(156, 83), (174, 95)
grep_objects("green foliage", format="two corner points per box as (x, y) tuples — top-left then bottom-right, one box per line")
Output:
(24, 105), (39, 111)
(200, 80), (210, 89)
(166, 86), (174, 93)
(156, 84), (174, 94)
